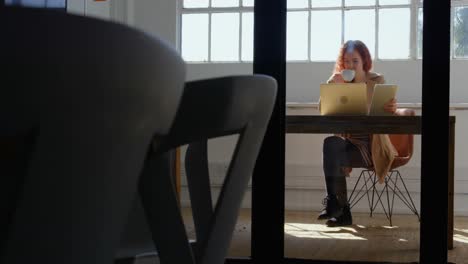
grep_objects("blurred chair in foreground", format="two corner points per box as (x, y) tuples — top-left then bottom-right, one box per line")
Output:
(132, 75), (277, 264)
(1, 6), (185, 264)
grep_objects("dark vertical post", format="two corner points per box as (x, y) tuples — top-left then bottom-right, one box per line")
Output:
(420, 0), (450, 263)
(448, 118), (455, 250)
(252, 0), (286, 263)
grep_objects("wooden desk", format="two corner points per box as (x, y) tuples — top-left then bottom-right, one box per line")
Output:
(286, 115), (456, 250)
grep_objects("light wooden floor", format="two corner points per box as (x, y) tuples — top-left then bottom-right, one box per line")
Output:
(180, 208), (468, 263)
(134, 208), (468, 264)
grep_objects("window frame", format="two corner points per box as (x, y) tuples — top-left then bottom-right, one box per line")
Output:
(178, 0), (468, 62)
(451, 0), (468, 59)
(177, 0), (254, 63)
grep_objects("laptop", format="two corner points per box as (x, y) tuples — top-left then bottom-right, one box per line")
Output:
(369, 84), (399, 116)
(319, 83), (368, 116)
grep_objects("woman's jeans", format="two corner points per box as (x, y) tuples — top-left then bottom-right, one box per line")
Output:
(323, 136), (368, 205)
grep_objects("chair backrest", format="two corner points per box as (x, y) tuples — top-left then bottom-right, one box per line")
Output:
(1, 7), (185, 264)
(389, 108), (415, 169)
(137, 75), (277, 264)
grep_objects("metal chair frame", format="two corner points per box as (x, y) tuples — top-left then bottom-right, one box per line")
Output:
(348, 169), (420, 226)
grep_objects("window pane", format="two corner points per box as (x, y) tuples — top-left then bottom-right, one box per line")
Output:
(184, 0), (209, 8)
(287, 11), (309, 60)
(288, 0), (308, 9)
(311, 10), (342, 61)
(182, 14), (209, 61)
(311, 0), (341, 8)
(379, 0), (409, 5)
(242, 0), (254, 7)
(211, 13), (240, 61)
(242, 12), (254, 61)
(46, 0), (66, 8)
(212, 0), (239, 7)
(453, 7), (468, 58)
(5, 0), (67, 7)
(417, 8), (423, 58)
(345, 9), (375, 57)
(345, 0), (375, 7)
(9, 0), (43, 7)
(379, 8), (410, 59)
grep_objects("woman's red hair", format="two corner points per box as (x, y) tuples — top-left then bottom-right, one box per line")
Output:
(334, 40), (372, 73)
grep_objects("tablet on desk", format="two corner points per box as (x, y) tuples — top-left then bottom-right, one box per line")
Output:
(369, 84), (398, 116)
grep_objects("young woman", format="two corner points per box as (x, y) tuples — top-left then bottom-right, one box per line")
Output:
(319, 40), (397, 227)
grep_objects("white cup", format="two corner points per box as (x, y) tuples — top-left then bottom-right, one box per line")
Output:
(341, 69), (355, 82)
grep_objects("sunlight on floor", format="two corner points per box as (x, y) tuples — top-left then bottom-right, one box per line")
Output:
(454, 234), (468, 244)
(455, 228), (468, 234)
(284, 222), (367, 240)
(454, 228), (468, 244)
(382, 225), (400, 229)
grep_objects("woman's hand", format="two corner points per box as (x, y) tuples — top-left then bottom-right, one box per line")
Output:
(331, 73), (345, 83)
(384, 98), (397, 114)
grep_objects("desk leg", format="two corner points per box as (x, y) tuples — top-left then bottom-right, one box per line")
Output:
(448, 122), (455, 250)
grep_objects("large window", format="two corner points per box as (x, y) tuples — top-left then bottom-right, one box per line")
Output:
(179, 0), (468, 62)
(4, 0), (66, 8)
(180, 0), (253, 62)
(453, 1), (468, 58)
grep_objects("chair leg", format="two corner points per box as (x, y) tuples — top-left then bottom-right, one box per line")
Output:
(386, 171), (420, 222)
(363, 170), (375, 217)
(352, 170), (420, 226)
(348, 170), (366, 209)
(139, 152), (196, 264)
(369, 171), (378, 217)
(348, 170), (378, 212)
(373, 170), (420, 226)
(385, 174), (394, 226)
(370, 175), (392, 224)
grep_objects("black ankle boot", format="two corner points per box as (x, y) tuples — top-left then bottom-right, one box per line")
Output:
(326, 204), (352, 227)
(317, 195), (340, 220)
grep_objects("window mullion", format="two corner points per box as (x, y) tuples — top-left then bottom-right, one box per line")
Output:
(342, 0), (345, 44)
(375, 1), (379, 60)
(310, 7), (343, 11)
(410, 0), (418, 59)
(308, 0), (311, 61)
(207, 0), (212, 61)
(308, 10), (311, 61)
(239, 11), (242, 62)
(208, 12), (212, 62)
(181, 7), (254, 13)
(177, 0), (182, 53)
(451, 5), (455, 59)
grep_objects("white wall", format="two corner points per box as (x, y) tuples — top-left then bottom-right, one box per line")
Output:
(130, 0), (177, 46)
(117, 0), (468, 215)
(187, 59), (468, 104)
(67, 0), (111, 19)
